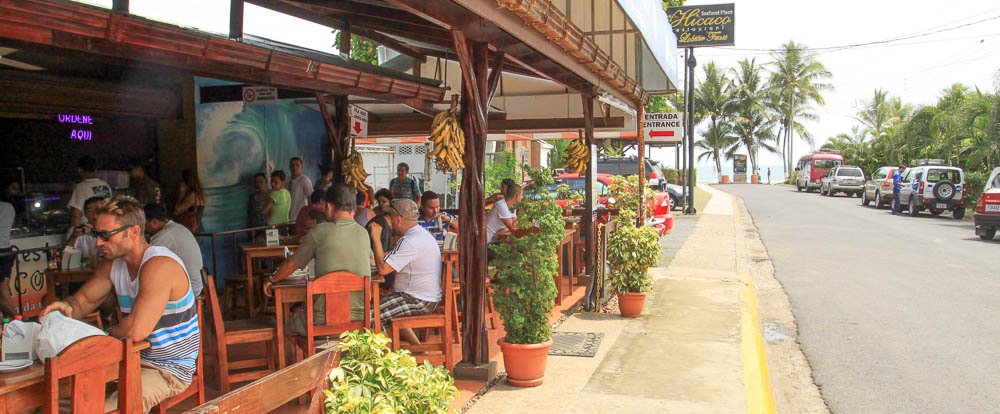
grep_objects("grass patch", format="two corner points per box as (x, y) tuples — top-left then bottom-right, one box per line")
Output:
(694, 186), (712, 213)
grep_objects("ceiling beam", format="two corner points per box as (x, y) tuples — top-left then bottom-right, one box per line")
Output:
(368, 115), (624, 137)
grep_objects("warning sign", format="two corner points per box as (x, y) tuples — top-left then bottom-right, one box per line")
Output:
(350, 105), (368, 138)
(643, 112), (684, 144)
(242, 86), (278, 104)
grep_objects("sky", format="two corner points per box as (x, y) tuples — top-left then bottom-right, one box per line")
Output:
(653, 0), (1000, 176)
(75, 0), (1000, 177)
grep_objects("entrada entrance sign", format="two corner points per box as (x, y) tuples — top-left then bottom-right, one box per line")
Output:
(643, 112), (683, 144)
(666, 4), (735, 48)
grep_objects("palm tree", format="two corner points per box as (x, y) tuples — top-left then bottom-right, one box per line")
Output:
(959, 75), (1000, 170)
(696, 122), (738, 180)
(855, 89), (909, 141)
(729, 58), (777, 176)
(769, 41), (833, 179)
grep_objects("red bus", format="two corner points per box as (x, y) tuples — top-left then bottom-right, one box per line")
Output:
(795, 150), (845, 192)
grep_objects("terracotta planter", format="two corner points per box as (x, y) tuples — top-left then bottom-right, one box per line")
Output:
(751, 175), (760, 184)
(720, 175), (731, 184)
(617, 292), (646, 318)
(498, 337), (553, 387)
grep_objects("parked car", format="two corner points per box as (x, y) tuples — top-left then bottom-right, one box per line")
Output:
(795, 149), (844, 192)
(597, 157), (665, 190)
(820, 166), (865, 197)
(524, 173), (673, 234)
(897, 162), (967, 219)
(664, 183), (685, 210)
(861, 166), (898, 209)
(974, 167), (1000, 240)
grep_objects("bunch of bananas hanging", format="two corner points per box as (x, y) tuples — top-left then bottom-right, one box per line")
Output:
(341, 150), (369, 192)
(564, 134), (590, 174)
(427, 110), (465, 173)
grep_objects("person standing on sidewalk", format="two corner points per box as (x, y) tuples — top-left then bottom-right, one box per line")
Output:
(892, 165), (906, 214)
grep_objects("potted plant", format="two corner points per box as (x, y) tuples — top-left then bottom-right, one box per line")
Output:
(606, 207), (662, 318)
(323, 330), (458, 413)
(490, 167), (562, 387)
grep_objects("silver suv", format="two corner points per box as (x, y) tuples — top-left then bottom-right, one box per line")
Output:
(898, 164), (966, 219)
(820, 166), (865, 197)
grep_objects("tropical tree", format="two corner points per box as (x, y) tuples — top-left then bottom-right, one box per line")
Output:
(769, 41), (833, 179)
(729, 58), (777, 175)
(547, 139), (570, 170)
(696, 122), (737, 179)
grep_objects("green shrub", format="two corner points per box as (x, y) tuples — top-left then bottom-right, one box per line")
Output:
(606, 208), (662, 293)
(490, 167), (562, 344)
(965, 170), (987, 204)
(323, 330), (458, 414)
(609, 175), (653, 218)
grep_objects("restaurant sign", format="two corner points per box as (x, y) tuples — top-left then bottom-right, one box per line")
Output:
(666, 3), (735, 48)
(58, 113), (95, 141)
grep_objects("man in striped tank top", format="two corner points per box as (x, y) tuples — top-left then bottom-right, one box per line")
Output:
(43, 196), (199, 412)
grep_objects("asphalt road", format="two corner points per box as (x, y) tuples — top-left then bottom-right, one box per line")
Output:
(720, 184), (1000, 414)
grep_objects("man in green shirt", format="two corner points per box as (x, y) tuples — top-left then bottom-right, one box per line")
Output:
(265, 183), (372, 336)
(266, 170), (291, 225)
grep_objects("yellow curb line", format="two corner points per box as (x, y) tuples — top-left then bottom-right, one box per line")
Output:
(740, 272), (777, 414)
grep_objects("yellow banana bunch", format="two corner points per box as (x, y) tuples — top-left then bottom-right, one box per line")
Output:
(427, 110), (465, 173)
(564, 135), (590, 174)
(341, 150), (369, 192)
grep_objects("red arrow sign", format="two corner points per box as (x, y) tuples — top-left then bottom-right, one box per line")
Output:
(649, 131), (675, 137)
(353, 121), (363, 133)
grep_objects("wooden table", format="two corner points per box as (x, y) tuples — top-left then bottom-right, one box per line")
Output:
(0, 342), (148, 413)
(271, 273), (381, 369)
(243, 244), (297, 318)
(44, 268), (94, 304)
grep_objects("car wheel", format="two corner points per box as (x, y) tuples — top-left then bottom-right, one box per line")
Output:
(861, 191), (871, 206)
(908, 197), (920, 217)
(875, 191), (883, 209)
(670, 195), (680, 210)
(930, 209), (943, 216)
(980, 229), (997, 240)
(953, 208), (966, 220)
(796, 183), (803, 192)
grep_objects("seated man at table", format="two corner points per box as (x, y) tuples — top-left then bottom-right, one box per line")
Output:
(372, 198), (442, 345)
(64, 196), (107, 260)
(417, 190), (457, 241)
(42, 196), (199, 412)
(264, 183), (371, 337)
(143, 203), (204, 296)
(485, 184), (522, 242)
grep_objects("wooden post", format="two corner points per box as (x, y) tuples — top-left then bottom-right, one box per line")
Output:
(339, 22), (351, 57)
(316, 93), (339, 175)
(636, 105), (646, 225)
(581, 93), (597, 310)
(229, 0), (243, 40)
(451, 30), (495, 380)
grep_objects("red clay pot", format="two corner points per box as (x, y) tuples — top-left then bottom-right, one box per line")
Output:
(498, 337), (553, 387)
(617, 292), (647, 318)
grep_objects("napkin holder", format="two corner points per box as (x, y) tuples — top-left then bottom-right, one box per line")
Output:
(61, 247), (82, 270)
(2, 321), (40, 362)
(265, 229), (280, 247)
(442, 232), (458, 251)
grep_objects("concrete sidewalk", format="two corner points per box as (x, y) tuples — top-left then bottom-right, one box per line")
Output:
(464, 185), (803, 413)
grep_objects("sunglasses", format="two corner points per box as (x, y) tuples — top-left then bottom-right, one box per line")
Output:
(94, 225), (134, 242)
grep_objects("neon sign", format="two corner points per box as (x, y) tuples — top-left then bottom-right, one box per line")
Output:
(57, 114), (94, 141)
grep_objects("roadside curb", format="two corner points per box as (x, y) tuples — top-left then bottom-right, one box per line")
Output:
(739, 271), (778, 414)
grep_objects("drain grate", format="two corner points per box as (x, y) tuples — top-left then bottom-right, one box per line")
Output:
(548, 332), (604, 357)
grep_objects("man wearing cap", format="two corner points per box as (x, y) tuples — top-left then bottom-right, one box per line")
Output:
(372, 198), (441, 345)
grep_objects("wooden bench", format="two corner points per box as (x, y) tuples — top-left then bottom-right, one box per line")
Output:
(184, 348), (339, 414)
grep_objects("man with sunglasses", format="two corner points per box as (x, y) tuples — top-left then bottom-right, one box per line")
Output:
(42, 196), (199, 411)
(373, 198), (441, 345)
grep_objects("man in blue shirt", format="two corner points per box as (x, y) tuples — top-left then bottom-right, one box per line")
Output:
(417, 191), (457, 241)
(892, 165), (906, 214)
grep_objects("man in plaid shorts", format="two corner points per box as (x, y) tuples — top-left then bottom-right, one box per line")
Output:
(372, 198), (442, 345)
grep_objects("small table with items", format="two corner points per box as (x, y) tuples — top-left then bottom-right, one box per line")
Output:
(243, 243), (298, 318)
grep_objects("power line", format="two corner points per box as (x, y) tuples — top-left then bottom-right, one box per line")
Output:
(697, 33), (1000, 58)
(704, 13), (1000, 54)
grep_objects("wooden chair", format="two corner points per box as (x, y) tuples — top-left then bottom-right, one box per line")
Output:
(389, 268), (454, 370)
(290, 271), (373, 359)
(43, 336), (142, 414)
(150, 296), (206, 413)
(82, 311), (104, 330)
(203, 272), (278, 393)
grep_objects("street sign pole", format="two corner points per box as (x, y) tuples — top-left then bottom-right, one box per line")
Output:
(685, 47), (697, 214)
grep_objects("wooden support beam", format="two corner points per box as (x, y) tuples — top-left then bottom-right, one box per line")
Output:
(636, 104), (646, 225)
(485, 51), (505, 107)
(367, 116), (623, 137)
(338, 22), (351, 55)
(316, 92), (340, 171)
(0, 69), (179, 119)
(456, 37), (491, 368)
(333, 95), (351, 161)
(581, 93), (596, 310)
(230, 0), (244, 39)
